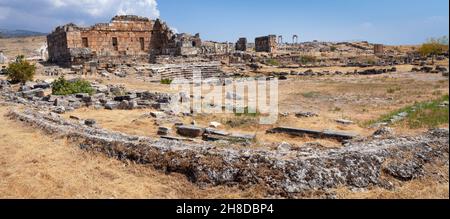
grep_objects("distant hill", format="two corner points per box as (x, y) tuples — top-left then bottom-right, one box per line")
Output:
(0, 29), (47, 38)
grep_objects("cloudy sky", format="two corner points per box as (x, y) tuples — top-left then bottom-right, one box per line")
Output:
(0, 0), (449, 45)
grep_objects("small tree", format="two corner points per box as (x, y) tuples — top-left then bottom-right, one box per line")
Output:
(418, 36), (449, 65)
(6, 55), (36, 84)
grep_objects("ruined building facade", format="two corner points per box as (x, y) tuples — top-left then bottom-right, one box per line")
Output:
(47, 15), (174, 67)
(255, 35), (277, 53)
(162, 33), (202, 56)
(374, 44), (384, 56)
(235, 38), (247, 51)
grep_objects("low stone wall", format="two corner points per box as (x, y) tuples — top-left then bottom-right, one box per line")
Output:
(7, 109), (449, 197)
(149, 62), (224, 80)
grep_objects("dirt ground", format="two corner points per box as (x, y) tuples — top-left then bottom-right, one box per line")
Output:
(55, 68), (449, 145)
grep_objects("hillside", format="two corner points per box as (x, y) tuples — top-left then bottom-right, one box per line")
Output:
(0, 29), (46, 38)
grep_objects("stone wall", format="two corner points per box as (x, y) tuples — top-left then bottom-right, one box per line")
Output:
(255, 35), (277, 53)
(235, 38), (247, 51)
(149, 62), (224, 80)
(7, 108), (449, 197)
(161, 33), (202, 56)
(374, 44), (384, 55)
(47, 15), (173, 67)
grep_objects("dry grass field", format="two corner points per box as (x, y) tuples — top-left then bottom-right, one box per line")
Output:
(0, 106), (265, 199)
(0, 36), (46, 60)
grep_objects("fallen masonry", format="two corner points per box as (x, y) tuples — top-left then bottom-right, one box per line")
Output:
(267, 127), (358, 142)
(7, 109), (449, 197)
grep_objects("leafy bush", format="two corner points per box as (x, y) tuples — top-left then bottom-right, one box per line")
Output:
(161, 78), (173, 85)
(6, 55), (36, 84)
(419, 37), (449, 64)
(52, 76), (94, 96)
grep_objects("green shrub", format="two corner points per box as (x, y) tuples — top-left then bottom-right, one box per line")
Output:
(52, 76), (94, 96)
(330, 46), (337, 52)
(161, 78), (173, 85)
(6, 55), (36, 84)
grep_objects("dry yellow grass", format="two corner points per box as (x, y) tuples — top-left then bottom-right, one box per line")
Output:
(0, 36), (46, 59)
(334, 179), (449, 199)
(0, 106), (265, 199)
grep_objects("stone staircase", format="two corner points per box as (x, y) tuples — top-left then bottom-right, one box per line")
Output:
(150, 62), (224, 80)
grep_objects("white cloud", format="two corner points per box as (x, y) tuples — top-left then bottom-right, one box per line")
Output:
(46, 0), (160, 18)
(117, 0), (160, 18)
(0, 0), (160, 31)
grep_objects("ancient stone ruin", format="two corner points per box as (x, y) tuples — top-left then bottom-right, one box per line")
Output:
(161, 33), (202, 56)
(374, 44), (384, 56)
(47, 15), (174, 67)
(0, 52), (7, 64)
(255, 35), (277, 53)
(235, 38), (247, 51)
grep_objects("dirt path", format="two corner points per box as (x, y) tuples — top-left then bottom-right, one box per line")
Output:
(0, 106), (260, 199)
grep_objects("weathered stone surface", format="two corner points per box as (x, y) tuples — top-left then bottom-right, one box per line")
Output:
(277, 142), (292, 152)
(8, 109), (448, 197)
(105, 101), (119, 110)
(52, 106), (65, 114)
(33, 82), (51, 89)
(336, 119), (354, 125)
(209, 122), (222, 128)
(373, 127), (395, 138)
(150, 111), (165, 118)
(47, 16), (174, 67)
(383, 161), (424, 181)
(295, 112), (319, 118)
(177, 125), (204, 138)
(157, 127), (171, 136)
(255, 35), (277, 53)
(22, 88), (45, 98)
(268, 127), (357, 141)
(84, 119), (96, 127)
(204, 128), (229, 136)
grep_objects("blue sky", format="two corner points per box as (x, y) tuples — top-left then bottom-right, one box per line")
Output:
(158, 0), (449, 45)
(0, 0), (448, 45)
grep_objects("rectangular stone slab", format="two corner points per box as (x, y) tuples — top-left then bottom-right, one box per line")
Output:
(268, 127), (357, 141)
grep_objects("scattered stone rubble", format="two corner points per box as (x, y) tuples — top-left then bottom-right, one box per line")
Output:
(268, 127), (357, 142)
(7, 109), (449, 197)
(281, 67), (397, 78)
(0, 79), (173, 113)
(412, 65), (449, 75)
